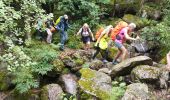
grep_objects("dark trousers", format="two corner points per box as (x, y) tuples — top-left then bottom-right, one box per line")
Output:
(92, 47), (108, 60)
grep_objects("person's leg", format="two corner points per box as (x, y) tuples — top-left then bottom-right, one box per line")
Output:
(63, 31), (68, 44)
(59, 31), (65, 50)
(101, 49), (108, 63)
(86, 37), (91, 50)
(120, 45), (128, 61)
(92, 47), (100, 59)
(113, 41), (123, 64)
(46, 28), (53, 43)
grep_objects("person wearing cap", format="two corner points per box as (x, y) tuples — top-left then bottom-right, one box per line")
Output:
(76, 23), (94, 50)
(112, 23), (140, 64)
(55, 14), (69, 51)
(45, 13), (55, 43)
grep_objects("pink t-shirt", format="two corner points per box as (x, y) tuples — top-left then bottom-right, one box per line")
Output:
(115, 27), (128, 44)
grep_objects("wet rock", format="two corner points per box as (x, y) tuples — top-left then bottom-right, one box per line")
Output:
(61, 74), (78, 95)
(131, 39), (149, 53)
(110, 56), (153, 77)
(41, 84), (63, 100)
(89, 59), (104, 70)
(78, 68), (112, 100)
(131, 65), (160, 83)
(122, 83), (151, 100)
(98, 68), (111, 74)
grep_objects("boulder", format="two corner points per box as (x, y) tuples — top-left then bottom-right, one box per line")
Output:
(131, 65), (160, 83)
(4, 89), (40, 100)
(98, 68), (111, 74)
(53, 59), (65, 74)
(114, 0), (141, 17)
(78, 68), (112, 100)
(159, 68), (169, 89)
(123, 14), (151, 29)
(41, 84), (63, 100)
(89, 59), (104, 70)
(61, 74), (78, 95)
(122, 83), (151, 100)
(0, 62), (13, 91)
(110, 56), (153, 77)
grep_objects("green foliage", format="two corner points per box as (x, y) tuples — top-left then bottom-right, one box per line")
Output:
(53, 0), (111, 27)
(110, 79), (127, 100)
(0, 37), (38, 93)
(23, 40), (59, 75)
(0, 0), (46, 43)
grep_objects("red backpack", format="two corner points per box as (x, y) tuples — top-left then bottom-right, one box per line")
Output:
(111, 21), (128, 41)
(95, 27), (104, 40)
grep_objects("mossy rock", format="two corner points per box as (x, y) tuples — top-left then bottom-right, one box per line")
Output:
(0, 71), (10, 91)
(53, 59), (65, 73)
(122, 83), (151, 100)
(131, 65), (160, 83)
(0, 62), (13, 91)
(40, 84), (63, 100)
(4, 89), (40, 100)
(108, 46), (119, 61)
(75, 58), (85, 66)
(123, 14), (151, 29)
(159, 56), (167, 65)
(78, 68), (112, 100)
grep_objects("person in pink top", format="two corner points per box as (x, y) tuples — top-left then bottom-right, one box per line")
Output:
(112, 23), (140, 64)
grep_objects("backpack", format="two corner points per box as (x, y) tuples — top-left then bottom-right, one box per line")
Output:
(111, 21), (128, 41)
(95, 27), (104, 40)
(55, 16), (61, 26)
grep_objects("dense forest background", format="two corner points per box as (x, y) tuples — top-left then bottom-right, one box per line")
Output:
(0, 0), (170, 100)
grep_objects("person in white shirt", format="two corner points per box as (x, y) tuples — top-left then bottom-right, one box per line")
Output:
(76, 23), (94, 50)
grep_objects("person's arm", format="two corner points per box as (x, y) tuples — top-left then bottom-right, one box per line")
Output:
(124, 31), (138, 41)
(76, 28), (82, 36)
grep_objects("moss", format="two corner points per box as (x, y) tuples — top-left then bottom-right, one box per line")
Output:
(0, 71), (8, 91)
(75, 59), (85, 66)
(61, 68), (70, 74)
(79, 68), (111, 100)
(40, 86), (48, 100)
(53, 59), (65, 73)
(123, 14), (151, 29)
(159, 56), (167, 65)
(79, 68), (95, 79)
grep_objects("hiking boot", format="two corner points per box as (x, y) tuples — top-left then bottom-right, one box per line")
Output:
(102, 59), (108, 63)
(112, 59), (119, 65)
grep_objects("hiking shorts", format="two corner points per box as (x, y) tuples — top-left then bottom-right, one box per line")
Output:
(114, 41), (123, 49)
(82, 36), (90, 44)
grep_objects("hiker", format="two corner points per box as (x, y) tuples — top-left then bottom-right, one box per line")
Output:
(45, 13), (55, 43)
(92, 25), (114, 63)
(55, 14), (69, 51)
(112, 23), (140, 64)
(35, 17), (44, 40)
(76, 23), (94, 50)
